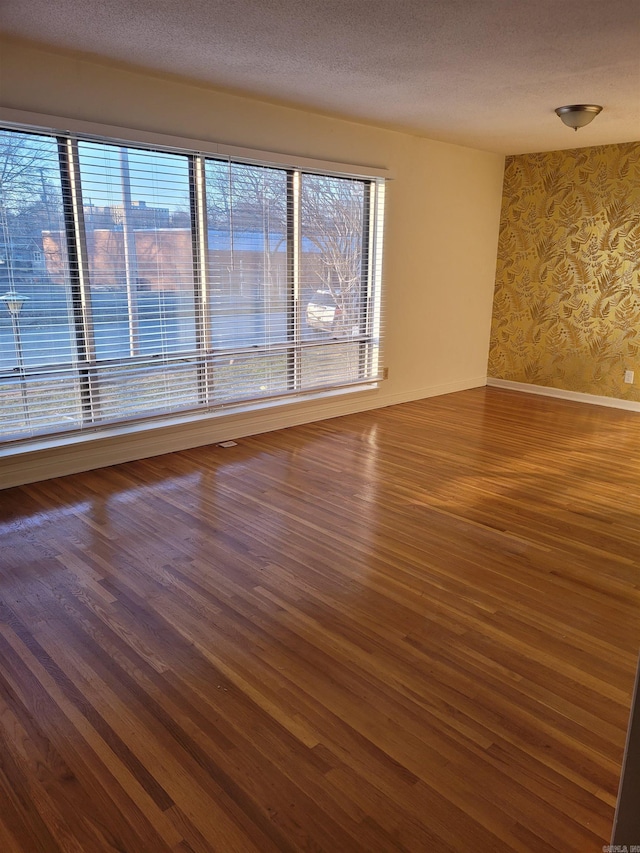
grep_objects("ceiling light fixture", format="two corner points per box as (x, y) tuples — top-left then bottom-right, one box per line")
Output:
(555, 104), (603, 131)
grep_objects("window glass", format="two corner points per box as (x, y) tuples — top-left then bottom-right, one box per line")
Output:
(77, 142), (196, 361)
(0, 129), (83, 437)
(300, 174), (366, 343)
(211, 352), (289, 403)
(206, 160), (288, 350)
(299, 174), (368, 391)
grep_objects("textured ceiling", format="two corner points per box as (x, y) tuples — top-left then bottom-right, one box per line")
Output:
(1, 0), (639, 154)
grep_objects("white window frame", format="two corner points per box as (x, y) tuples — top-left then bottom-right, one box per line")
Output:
(0, 108), (387, 450)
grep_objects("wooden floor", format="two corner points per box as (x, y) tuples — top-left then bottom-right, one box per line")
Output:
(1, 387), (639, 852)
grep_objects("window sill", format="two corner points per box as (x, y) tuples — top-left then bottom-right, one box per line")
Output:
(0, 381), (379, 460)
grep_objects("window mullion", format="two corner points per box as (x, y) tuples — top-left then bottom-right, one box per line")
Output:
(369, 180), (384, 379)
(286, 170), (301, 390)
(191, 155), (211, 405)
(118, 147), (141, 358)
(359, 180), (372, 380)
(58, 137), (100, 423)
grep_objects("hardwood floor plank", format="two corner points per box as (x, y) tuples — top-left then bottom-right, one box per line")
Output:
(1, 387), (639, 850)
(0, 622), (176, 852)
(0, 720), (65, 853)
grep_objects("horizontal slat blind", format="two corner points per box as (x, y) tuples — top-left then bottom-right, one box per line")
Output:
(0, 123), (385, 444)
(300, 174), (369, 390)
(0, 130), (81, 438)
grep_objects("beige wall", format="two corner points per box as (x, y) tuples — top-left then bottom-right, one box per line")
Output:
(489, 142), (640, 399)
(0, 37), (505, 488)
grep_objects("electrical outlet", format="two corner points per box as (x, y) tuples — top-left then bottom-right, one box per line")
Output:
(382, 367), (389, 380)
(624, 370), (635, 384)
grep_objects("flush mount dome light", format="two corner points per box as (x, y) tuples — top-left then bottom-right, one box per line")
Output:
(555, 104), (603, 131)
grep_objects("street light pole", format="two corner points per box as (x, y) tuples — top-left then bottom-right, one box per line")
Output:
(1, 290), (31, 430)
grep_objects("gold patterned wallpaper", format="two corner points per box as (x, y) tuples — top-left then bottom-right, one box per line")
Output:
(488, 141), (640, 400)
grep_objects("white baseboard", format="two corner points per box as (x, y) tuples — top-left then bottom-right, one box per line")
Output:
(487, 377), (640, 412)
(376, 375), (488, 408)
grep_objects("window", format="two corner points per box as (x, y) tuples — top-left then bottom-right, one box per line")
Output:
(0, 123), (385, 444)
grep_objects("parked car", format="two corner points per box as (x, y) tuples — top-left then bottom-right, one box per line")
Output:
(306, 290), (345, 334)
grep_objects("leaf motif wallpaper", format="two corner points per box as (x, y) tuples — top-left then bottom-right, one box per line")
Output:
(488, 142), (640, 399)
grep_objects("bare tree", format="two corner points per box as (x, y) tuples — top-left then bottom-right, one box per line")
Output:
(206, 160), (286, 233)
(0, 130), (63, 291)
(205, 160), (287, 301)
(204, 161), (366, 328)
(301, 174), (365, 326)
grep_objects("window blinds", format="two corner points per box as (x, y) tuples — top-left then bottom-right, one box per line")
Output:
(0, 124), (385, 444)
